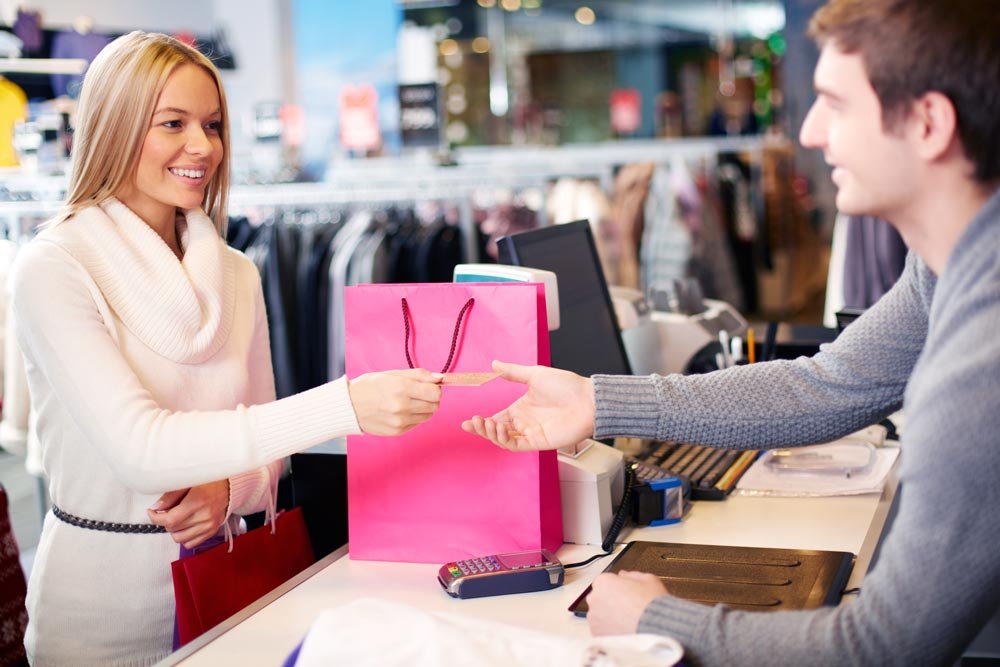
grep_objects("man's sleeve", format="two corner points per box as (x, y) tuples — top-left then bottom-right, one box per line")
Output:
(593, 253), (929, 448)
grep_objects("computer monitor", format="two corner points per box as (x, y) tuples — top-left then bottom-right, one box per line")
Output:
(497, 220), (633, 377)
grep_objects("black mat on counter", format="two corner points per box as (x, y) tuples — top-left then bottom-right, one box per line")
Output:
(569, 541), (854, 616)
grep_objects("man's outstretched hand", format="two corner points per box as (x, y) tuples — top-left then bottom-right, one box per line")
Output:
(461, 360), (595, 451)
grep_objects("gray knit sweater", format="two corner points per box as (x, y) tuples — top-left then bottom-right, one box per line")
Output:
(593, 187), (1000, 666)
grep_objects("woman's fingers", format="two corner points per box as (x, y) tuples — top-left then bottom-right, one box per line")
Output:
(405, 378), (443, 404)
(172, 524), (214, 548)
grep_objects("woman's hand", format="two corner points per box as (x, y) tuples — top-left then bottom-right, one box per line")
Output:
(348, 368), (444, 435)
(147, 479), (230, 548)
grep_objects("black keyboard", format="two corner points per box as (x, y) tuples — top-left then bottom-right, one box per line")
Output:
(634, 441), (758, 501)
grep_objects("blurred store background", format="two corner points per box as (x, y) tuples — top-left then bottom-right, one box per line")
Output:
(0, 0), (854, 573)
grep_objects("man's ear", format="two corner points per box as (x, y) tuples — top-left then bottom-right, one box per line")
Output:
(910, 91), (959, 162)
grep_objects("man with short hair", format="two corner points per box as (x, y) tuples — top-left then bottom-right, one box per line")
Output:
(463, 0), (1000, 663)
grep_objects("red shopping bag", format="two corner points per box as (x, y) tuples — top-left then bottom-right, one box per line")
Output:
(344, 282), (562, 563)
(171, 508), (314, 646)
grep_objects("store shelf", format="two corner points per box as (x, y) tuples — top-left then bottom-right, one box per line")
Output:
(0, 58), (87, 75)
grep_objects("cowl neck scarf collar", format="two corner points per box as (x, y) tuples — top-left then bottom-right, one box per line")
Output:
(54, 198), (236, 364)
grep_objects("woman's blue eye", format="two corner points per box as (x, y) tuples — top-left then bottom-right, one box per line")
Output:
(162, 120), (182, 129)
(206, 121), (222, 132)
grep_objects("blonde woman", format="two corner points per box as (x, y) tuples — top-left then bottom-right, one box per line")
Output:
(13, 32), (442, 664)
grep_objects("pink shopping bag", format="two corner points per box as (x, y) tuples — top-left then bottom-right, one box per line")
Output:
(344, 282), (562, 563)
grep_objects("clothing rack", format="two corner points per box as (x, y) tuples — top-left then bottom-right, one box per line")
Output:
(0, 135), (772, 248)
(228, 184), (484, 265)
(454, 135), (766, 167)
(320, 136), (766, 197)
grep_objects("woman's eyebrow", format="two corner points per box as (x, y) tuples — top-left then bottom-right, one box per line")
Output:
(153, 107), (222, 116)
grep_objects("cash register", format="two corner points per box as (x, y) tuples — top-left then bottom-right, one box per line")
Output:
(611, 283), (747, 376)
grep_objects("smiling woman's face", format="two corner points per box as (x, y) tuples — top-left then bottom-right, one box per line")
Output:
(118, 64), (224, 226)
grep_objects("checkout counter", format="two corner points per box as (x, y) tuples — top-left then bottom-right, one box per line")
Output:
(158, 467), (899, 666)
(159, 257), (902, 665)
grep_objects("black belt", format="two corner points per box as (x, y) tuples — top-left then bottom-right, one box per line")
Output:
(51, 504), (167, 534)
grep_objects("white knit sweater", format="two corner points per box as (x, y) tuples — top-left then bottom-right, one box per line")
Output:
(12, 199), (361, 666)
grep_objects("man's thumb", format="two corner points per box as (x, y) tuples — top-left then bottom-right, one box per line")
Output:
(492, 360), (532, 384)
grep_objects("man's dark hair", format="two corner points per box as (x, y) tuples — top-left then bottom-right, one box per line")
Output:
(809, 0), (1000, 183)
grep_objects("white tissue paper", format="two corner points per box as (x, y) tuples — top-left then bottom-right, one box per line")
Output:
(292, 598), (683, 667)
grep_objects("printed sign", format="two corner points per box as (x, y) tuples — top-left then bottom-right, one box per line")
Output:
(399, 82), (441, 148)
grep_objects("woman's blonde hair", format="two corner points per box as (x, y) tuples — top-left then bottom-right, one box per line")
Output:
(58, 31), (230, 234)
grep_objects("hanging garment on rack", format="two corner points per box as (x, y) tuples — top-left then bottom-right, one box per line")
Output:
(13, 9), (43, 56)
(327, 211), (374, 382)
(296, 221), (341, 391)
(347, 224), (388, 286)
(413, 217), (464, 283)
(227, 203), (471, 391)
(403, 222), (433, 282)
(717, 157), (760, 313)
(277, 222), (302, 371)
(842, 215), (907, 309)
(258, 222), (297, 398)
(242, 221), (269, 276)
(385, 211), (421, 283)
(226, 215), (260, 254)
(640, 165), (692, 294)
(293, 222), (322, 393)
(314, 222), (348, 385)
(690, 170), (745, 312)
(546, 177), (611, 229)
(604, 162), (654, 289)
(477, 203), (539, 262)
(49, 29), (112, 98)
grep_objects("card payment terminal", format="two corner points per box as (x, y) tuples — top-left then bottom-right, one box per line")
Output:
(438, 550), (564, 599)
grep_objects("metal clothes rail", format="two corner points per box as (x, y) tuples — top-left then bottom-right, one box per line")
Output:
(0, 135), (773, 251)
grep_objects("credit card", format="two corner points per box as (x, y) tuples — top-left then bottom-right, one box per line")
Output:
(440, 372), (501, 386)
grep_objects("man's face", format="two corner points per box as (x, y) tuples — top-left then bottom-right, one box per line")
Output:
(800, 43), (918, 220)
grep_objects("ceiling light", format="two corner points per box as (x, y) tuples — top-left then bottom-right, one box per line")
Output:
(439, 39), (459, 56)
(575, 6), (596, 25)
(476, 0), (496, 7)
(500, 0), (521, 10)
(472, 37), (490, 53)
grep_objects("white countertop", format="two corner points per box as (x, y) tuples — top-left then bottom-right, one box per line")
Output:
(163, 473), (898, 667)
